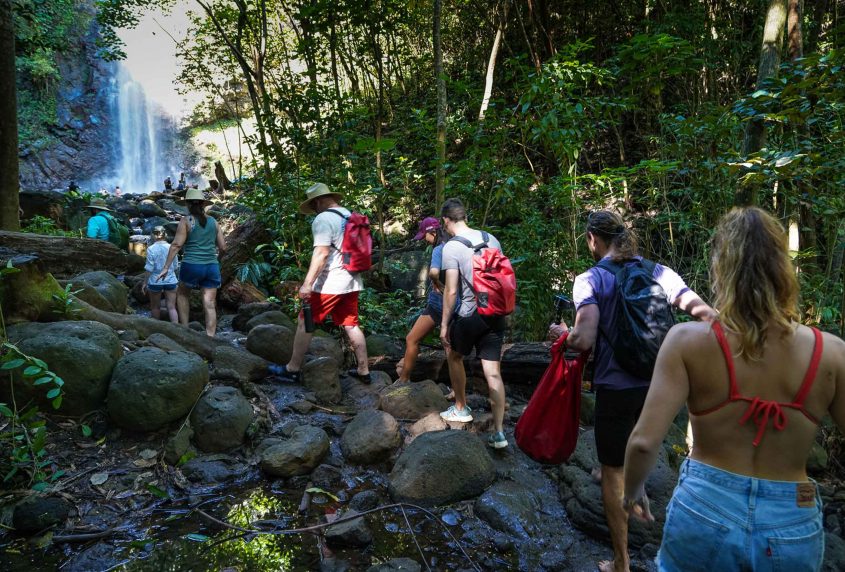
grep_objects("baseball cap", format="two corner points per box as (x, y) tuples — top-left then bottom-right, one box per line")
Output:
(413, 216), (440, 240)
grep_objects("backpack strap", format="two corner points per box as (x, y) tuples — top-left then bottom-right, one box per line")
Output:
(326, 208), (350, 221)
(446, 235), (483, 297)
(324, 208), (349, 251)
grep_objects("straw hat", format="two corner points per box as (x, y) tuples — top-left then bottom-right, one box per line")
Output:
(299, 183), (342, 214)
(175, 188), (213, 206)
(86, 198), (113, 212)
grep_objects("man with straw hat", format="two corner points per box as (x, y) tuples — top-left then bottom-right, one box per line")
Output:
(271, 183), (371, 383)
(85, 198), (116, 241)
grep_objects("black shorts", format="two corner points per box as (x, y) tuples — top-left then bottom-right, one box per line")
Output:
(448, 311), (506, 361)
(594, 386), (649, 467)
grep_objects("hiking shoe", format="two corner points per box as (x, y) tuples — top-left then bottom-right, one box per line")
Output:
(440, 405), (473, 423)
(347, 368), (372, 384)
(269, 364), (300, 383)
(487, 431), (508, 449)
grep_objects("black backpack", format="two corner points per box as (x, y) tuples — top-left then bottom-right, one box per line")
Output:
(596, 258), (675, 379)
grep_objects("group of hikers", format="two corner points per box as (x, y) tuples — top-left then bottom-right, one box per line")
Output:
(78, 178), (844, 571)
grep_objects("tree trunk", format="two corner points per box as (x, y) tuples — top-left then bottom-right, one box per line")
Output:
(737, 0), (788, 206)
(479, 1), (511, 121)
(433, 0), (446, 209)
(0, 231), (132, 277)
(0, 0), (20, 231)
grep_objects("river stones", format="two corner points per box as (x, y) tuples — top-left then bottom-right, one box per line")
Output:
(232, 301), (283, 332)
(379, 380), (449, 420)
(72, 270), (129, 313)
(308, 336), (344, 364)
(259, 425), (330, 477)
(365, 334), (403, 359)
(141, 216), (169, 235)
(475, 480), (541, 539)
(13, 496), (70, 533)
(211, 345), (268, 383)
(301, 357), (342, 404)
(107, 348), (208, 431)
(388, 430), (495, 506)
(246, 324), (294, 364)
(2, 321), (121, 416)
(325, 509), (373, 547)
(245, 310), (295, 332)
(341, 410), (401, 465)
(190, 386), (253, 452)
(367, 559), (422, 572)
(138, 199), (167, 218)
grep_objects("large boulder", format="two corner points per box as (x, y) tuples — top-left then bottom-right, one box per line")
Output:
(59, 279), (114, 312)
(301, 357), (342, 404)
(138, 200), (167, 218)
(366, 334), (403, 359)
(211, 345), (269, 383)
(474, 480), (541, 539)
(308, 336), (344, 364)
(107, 348), (208, 431)
(72, 271), (128, 313)
(246, 310), (295, 332)
(246, 324), (294, 364)
(13, 496), (70, 533)
(259, 425), (330, 477)
(2, 321), (122, 416)
(341, 410), (401, 465)
(190, 387), (253, 452)
(379, 380), (449, 420)
(158, 198), (188, 216)
(558, 429), (678, 548)
(232, 301), (283, 332)
(142, 216), (170, 235)
(389, 430), (495, 506)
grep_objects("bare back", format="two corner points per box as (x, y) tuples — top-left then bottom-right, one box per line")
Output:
(677, 320), (845, 480)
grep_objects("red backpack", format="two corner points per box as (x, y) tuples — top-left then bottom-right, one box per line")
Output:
(328, 209), (373, 272)
(450, 231), (516, 316)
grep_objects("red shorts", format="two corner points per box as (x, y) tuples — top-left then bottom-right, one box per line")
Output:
(303, 292), (360, 326)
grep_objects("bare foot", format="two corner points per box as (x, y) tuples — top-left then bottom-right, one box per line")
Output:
(597, 559), (628, 572)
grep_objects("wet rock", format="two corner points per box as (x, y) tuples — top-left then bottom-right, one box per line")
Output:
(325, 509), (372, 547)
(139, 199), (167, 217)
(367, 558), (422, 572)
(289, 400), (314, 414)
(107, 348), (208, 431)
(246, 324), (294, 364)
(406, 412), (449, 444)
(145, 333), (186, 352)
(190, 387), (253, 452)
(73, 270), (129, 313)
(259, 425), (330, 477)
(302, 357), (343, 404)
(12, 496), (70, 533)
(474, 480), (540, 538)
(824, 532), (845, 572)
(379, 380), (449, 420)
(65, 542), (122, 572)
(142, 216), (170, 235)
(61, 278), (115, 312)
(212, 345), (269, 383)
(492, 533), (514, 553)
(366, 334), (403, 359)
(311, 464), (344, 490)
(232, 301), (283, 332)
(807, 441), (829, 473)
(540, 550), (568, 571)
(246, 310), (295, 332)
(558, 429), (677, 548)
(320, 558), (351, 572)
(341, 410), (401, 465)
(164, 424), (194, 465)
(349, 490), (381, 512)
(118, 329), (139, 342)
(2, 321), (121, 416)
(308, 336), (344, 364)
(158, 198), (188, 216)
(343, 372), (389, 411)
(114, 202), (141, 218)
(181, 455), (246, 483)
(389, 430), (495, 506)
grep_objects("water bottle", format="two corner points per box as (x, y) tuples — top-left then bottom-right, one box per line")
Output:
(303, 302), (315, 333)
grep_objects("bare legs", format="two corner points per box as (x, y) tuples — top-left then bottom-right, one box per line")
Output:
(598, 465), (630, 572)
(343, 324), (369, 375)
(149, 290), (179, 324)
(176, 284), (190, 327)
(446, 348), (468, 410)
(201, 287), (217, 337)
(149, 291), (163, 320)
(397, 314), (436, 382)
(480, 359), (505, 434)
(284, 318), (369, 375)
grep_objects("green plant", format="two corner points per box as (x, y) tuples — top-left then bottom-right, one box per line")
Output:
(21, 215), (74, 237)
(51, 283), (82, 317)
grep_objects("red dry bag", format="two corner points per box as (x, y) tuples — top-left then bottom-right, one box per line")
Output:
(450, 231), (516, 316)
(515, 332), (589, 464)
(328, 209), (373, 272)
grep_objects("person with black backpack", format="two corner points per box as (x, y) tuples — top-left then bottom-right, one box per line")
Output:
(547, 210), (716, 572)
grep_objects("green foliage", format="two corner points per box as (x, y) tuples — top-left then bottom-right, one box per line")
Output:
(21, 215), (76, 237)
(52, 283), (82, 317)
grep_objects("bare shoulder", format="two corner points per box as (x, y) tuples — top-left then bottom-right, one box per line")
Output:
(662, 320), (714, 354)
(819, 329), (845, 366)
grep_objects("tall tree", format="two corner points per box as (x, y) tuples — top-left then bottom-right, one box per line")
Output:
(737, 0), (787, 205)
(434, 0), (445, 207)
(0, 0), (19, 231)
(478, 0), (511, 121)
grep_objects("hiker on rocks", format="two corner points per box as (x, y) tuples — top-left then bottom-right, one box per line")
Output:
(156, 188), (226, 337)
(396, 216), (456, 383)
(177, 173), (186, 191)
(68, 181), (79, 193)
(623, 207), (845, 572)
(114, 186), (122, 196)
(164, 176), (173, 191)
(547, 210), (716, 572)
(142, 226), (179, 323)
(273, 183), (370, 384)
(439, 198), (512, 449)
(85, 199), (116, 241)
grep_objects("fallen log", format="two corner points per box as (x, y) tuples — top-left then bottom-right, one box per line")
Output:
(0, 231), (130, 277)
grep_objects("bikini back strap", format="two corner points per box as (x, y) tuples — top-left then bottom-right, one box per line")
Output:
(792, 327), (823, 406)
(711, 321), (740, 398)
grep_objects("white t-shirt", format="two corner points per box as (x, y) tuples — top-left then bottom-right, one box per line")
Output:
(145, 240), (178, 286)
(312, 208), (363, 294)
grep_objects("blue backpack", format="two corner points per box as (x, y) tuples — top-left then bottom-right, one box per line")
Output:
(596, 258), (675, 379)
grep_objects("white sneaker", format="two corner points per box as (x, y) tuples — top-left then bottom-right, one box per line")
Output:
(440, 405), (473, 423)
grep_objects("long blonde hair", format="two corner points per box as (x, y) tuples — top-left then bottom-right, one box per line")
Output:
(710, 207), (799, 359)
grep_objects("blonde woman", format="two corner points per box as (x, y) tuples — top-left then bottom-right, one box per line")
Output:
(623, 207), (845, 571)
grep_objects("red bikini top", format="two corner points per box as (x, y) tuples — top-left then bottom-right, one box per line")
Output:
(690, 321), (822, 447)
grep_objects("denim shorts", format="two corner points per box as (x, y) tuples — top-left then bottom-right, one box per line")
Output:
(658, 458), (824, 572)
(179, 262), (221, 289)
(147, 283), (177, 293)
